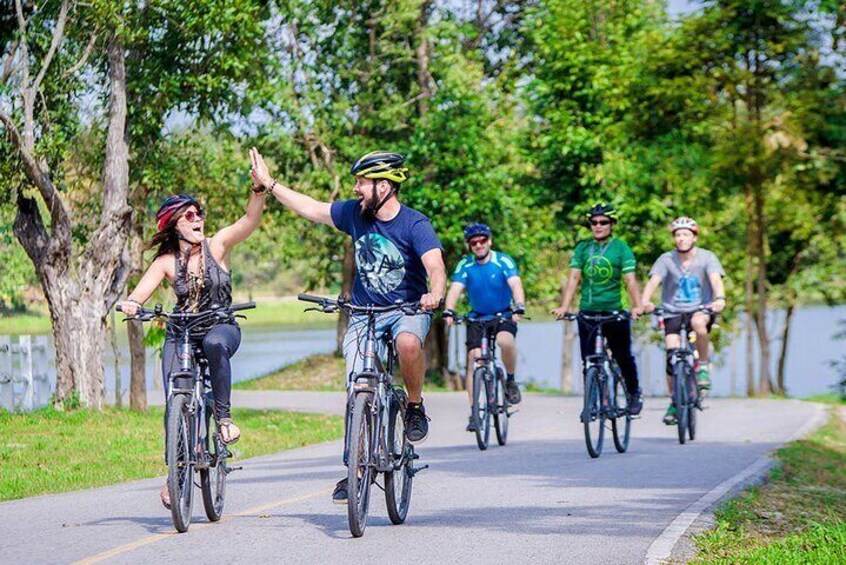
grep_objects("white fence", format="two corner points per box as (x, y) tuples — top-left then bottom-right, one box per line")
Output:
(0, 335), (52, 412)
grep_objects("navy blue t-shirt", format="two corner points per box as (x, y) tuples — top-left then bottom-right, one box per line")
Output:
(330, 200), (443, 306)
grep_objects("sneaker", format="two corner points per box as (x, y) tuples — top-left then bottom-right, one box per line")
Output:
(628, 390), (643, 416)
(697, 367), (712, 390)
(465, 415), (477, 433)
(332, 478), (348, 504)
(663, 404), (678, 426)
(405, 402), (430, 444)
(505, 380), (522, 404)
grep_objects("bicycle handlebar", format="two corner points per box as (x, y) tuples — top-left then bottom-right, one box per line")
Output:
(557, 311), (630, 323)
(652, 305), (716, 318)
(297, 294), (425, 316)
(116, 302), (256, 326)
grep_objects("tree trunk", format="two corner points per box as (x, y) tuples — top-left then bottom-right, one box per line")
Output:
(754, 185), (772, 395)
(776, 301), (795, 396)
(415, 0), (432, 121)
(127, 227), (147, 411)
(48, 287), (108, 410)
(744, 186), (756, 397)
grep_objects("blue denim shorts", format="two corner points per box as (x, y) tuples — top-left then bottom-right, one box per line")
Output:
(342, 310), (432, 380)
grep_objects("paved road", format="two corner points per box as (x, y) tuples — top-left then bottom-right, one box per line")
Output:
(0, 394), (822, 565)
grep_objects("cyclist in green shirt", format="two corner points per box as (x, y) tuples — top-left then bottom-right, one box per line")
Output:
(552, 203), (645, 415)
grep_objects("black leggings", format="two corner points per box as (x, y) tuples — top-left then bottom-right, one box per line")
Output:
(162, 324), (241, 420)
(577, 313), (639, 394)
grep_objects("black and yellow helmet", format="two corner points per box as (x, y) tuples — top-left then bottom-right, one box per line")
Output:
(586, 202), (619, 221)
(350, 151), (409, 184)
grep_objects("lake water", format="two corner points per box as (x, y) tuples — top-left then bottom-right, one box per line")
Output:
(7, 305), (845, 405)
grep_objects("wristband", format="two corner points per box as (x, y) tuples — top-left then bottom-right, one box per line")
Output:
(442, 309), (455, 318)
(713, 296), (726, 301)
(513, 303), (526, 315)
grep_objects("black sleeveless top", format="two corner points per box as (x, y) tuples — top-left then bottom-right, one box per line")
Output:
(171, 240), (234, 338)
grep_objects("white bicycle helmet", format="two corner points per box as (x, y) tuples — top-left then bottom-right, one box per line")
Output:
(670, 216), (699, 235)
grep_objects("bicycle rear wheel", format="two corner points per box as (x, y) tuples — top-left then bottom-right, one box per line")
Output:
(582, 367), (605, 458)
(166, 394), (194, 532)
(472, 366), (492, 450)
(611, 374), (631, 453)
(385, 389), (413, 525)
(494, 368), (509, 446)
(673, 364), (689, 445)
(200, 403), (227, 522)
(347, 392), (374, 538)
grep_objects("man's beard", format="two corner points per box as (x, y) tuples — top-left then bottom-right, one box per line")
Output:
(360, 198), (379, 220)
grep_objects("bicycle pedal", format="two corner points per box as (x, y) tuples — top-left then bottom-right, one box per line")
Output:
(408, 464), (429, 477)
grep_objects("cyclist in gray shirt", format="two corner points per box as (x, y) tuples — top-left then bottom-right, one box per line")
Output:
(641, 217), (726, 425)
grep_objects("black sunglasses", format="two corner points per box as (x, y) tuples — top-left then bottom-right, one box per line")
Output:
(590, 219), (612, 226)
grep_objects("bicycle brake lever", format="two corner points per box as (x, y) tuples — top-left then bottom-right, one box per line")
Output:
(235, 314), (246, 320)
(303, 307), (321, 313)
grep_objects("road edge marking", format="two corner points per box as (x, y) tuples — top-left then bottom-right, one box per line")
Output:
(73, 487), (331, 565)
(643, 403), (828, 565)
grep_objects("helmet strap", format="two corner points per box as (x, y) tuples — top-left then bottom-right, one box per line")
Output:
(364, 179), (397, 220)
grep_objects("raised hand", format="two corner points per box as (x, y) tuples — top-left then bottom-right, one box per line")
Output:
(250, 147), (273, 190)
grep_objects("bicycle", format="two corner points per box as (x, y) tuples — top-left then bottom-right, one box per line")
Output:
(298, 294), (428, 538)
(452, 312), (515, 451)
(653, 306), (715, 445)
(118, 301), (254, 532)
(560, 312), (633, 458)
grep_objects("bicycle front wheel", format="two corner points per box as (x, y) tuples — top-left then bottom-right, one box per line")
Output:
(166, 394), (194, 532)
(673, 364), (689, 445)
(347, 392), (374, 538)
(385, 389), (413, 525)
(494, 368), (509, 446)
(472, 366), (492, 450)
(611, 374), (631, 453)
(200, 404), (227, 522)
(687, 371), (698, 441)
(582, 367), (605, 458)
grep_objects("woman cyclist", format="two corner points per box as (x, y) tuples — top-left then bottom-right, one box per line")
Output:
(120, 187), (266, 507)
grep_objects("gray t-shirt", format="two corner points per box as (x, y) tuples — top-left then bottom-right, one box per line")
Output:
(649, 248), (725, 313)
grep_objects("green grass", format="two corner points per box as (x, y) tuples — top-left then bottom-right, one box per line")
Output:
(236, 353), (346, 391)
(0, 406), (343, 501)
(692, 407), (846, 563)
(804, 392), (846, 405)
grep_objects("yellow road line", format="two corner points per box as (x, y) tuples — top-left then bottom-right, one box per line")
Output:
(74, 487), (331, 565)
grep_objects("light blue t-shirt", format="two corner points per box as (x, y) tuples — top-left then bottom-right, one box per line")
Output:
(452, 251), (519, 315)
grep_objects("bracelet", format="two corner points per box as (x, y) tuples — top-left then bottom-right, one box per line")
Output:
(125, 298), (141, 306)
(269, 179), (278, 194)
(713, 296), (726, 301)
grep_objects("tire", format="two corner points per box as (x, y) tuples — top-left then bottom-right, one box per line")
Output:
(385, 389), (413, 525)
(347, 392), (374, 538)
(673, 364), (689, 445)
(472, 366), (492, 451)
(494, 368), (509, 446)
(611, 374), (631, 453)
(582, 367), (605, 458)
(200, 404), (226, 522)
(166, 394), (194, 533)
(687, 371), (698, 441)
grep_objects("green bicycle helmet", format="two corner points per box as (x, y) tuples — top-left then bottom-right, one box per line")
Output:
(586, 202), (619, 221)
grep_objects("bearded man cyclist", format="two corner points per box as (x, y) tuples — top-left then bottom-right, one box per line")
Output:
(551, 203), (645, 415)
(443, 223), (526, 433)
(640, 216), (726, 425)
(249, 148), (446, 503)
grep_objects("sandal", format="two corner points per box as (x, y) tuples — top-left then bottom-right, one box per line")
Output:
(219, 418), (241, 445)
(160, 483), (171, 510)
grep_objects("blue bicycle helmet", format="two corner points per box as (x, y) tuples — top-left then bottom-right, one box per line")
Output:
(463, 223), (492, 242)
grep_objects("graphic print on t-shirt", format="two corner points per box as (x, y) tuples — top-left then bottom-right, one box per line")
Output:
(586, 255), (613, 283)
(355, 233), (405, 294)
(675, 275), (702, 306)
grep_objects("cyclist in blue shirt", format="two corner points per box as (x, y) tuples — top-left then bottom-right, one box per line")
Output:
(443, 224), (526, 432)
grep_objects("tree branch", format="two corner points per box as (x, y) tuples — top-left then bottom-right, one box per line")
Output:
(62, 32), (98, 79)
(2, 40), (19, 84)
(32, 0), (69, 93)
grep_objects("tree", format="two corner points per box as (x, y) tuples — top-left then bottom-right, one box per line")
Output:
(0, 0), (270, 408)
